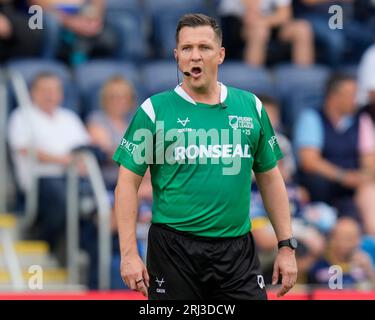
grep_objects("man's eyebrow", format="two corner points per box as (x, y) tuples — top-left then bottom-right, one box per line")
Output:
(180, 42), (214, 46)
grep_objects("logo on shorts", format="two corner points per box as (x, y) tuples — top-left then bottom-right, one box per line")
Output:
(257, 275), (265, 289)
(155, 277), (166, 294)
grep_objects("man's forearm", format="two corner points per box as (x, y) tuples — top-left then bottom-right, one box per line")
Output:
(255, 167), (292, 241)
(114, 183), (139, 257)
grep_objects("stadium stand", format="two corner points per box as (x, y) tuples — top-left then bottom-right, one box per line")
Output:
(273, 63), (331, 132)
(218, 61), (275, 97)
(6, 59), (79, 114)
(74, 59), (140, 119)
(144, 0), (210, 58)
(1, 1), (375, 296)
(142, 60), (183, 97)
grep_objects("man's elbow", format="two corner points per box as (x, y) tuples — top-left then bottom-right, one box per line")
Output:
(114, 180), (138, 200)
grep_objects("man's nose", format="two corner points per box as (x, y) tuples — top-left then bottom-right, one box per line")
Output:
(190, 47), (202, 61)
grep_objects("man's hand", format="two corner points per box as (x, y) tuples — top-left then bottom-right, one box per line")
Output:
(121, 254), (150, 297)
(272, 247), (298, 297)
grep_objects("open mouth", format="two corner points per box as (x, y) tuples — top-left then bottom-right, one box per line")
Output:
(190, 66), (203, 78)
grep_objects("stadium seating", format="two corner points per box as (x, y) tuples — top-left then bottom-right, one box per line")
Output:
(218, 61), (275, 97)
(6, 59), (79, 114)
(74, 60), (140, 119)
(274, 64), (331, 132)
(105, 0), (148, 61)
(144, 0), (209, 59)
(106, 0), (139, 10)
(142, 60), (183, 97)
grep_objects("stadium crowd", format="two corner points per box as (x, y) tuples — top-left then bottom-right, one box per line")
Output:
(1, 0), (375, 290)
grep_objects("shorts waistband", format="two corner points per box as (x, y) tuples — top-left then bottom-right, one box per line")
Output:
(152, 223), (249, 242)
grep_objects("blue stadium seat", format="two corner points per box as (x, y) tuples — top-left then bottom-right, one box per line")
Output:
(218, 62), (275, 97)
(142, 60), (183, 97)
(74, 60), (141, 119)
(105, 0), (148, 61)
(6, 59), (79, 114)
(144, 0), (209, 59)
(274, 64), (331, 132)
(106, 0), (139, 10)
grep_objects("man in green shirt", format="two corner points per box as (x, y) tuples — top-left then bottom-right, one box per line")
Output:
(113, 13), (297, 300)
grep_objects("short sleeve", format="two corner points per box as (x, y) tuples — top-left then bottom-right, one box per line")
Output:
(358, 113), (375, 154)
(113, 99), (155, 176)
(294, 109), (324, 150)
(8, 108), (31, 150)
(252, 99), (283, 173)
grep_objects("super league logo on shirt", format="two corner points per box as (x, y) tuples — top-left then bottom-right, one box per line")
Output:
(228, 116), (254, 131)
(228, 116), (239, 130)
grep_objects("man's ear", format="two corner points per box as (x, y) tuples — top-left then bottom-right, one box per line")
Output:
(174, 49), (178, 63)
(218, 47), (225, 65)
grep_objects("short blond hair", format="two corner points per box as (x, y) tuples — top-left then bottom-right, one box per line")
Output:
(100, 75), (135, 107)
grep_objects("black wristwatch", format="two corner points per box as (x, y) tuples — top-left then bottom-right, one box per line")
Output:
(278, 237), (298, 250)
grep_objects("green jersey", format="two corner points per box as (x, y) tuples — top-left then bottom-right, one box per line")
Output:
(113, 84), (282, 237)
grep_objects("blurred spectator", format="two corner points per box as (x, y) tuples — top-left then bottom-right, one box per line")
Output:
(7, 71), (106, 289)
(294, 0), (373, 68)
(31, 0), (117, 64)
(86, 76), (152, 289)
(251, 96), (325, 283)
(219, 0), (314, 66)
(294, 73), (375, 235)
(308, 217), (375, 289)
(7, 72), (92, 249)
(0, 0), (42, 61)
(354, 0), (375, 33)
(86, 76), (136, 191)
(357, 43), (375, 110)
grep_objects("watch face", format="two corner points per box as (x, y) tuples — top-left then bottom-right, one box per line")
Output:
(290, 238), (298, 249)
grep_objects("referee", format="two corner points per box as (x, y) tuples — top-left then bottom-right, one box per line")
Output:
(113, 13), (297, 300)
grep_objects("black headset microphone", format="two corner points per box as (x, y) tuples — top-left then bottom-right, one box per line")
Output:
(177, 58), (227, 110)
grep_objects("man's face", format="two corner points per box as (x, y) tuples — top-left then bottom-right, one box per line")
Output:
(31, 77), (63, 114)
(102, 82), (133, 117)
(331, 220), (360, 261)
(332, 80), (357, 115)
(174, 26), (225, 91)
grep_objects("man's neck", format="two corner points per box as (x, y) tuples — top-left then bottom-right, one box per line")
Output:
(181, 81), (221, 105)
(324, 103), (346, 127)
(35, 104), (58, 117)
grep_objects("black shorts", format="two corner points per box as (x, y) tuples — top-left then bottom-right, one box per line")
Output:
(147, 224), (267, 300)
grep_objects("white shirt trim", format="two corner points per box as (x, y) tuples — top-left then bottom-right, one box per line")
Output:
(174, 82), (228, 105)
(141, 98), (155, 123)
(174, 85), (196, 105)
(254, 95), (263, 118)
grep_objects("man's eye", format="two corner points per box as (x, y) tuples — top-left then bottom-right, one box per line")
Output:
(182, 47), (190, 51)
